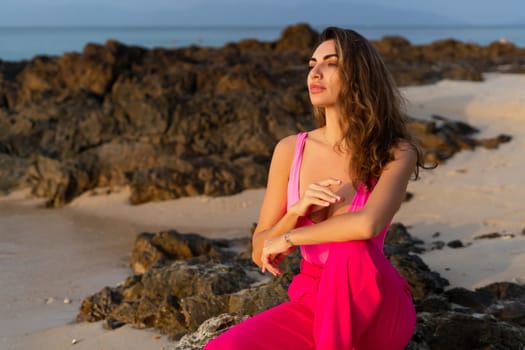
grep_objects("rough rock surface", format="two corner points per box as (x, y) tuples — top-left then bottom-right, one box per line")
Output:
(0, 24), (515, 206)
(77, 224), (524, 348)
(130, 230), (225, 274)
(172, 313), (250, 350)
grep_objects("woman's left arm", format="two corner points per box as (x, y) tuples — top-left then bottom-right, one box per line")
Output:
(292, 144), (417, 244)
(261, 145), (417, 275)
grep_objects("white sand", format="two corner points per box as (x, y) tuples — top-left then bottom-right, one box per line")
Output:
(0, 73), (524, 349)
(397, 73), (525, 288)
(0, 189), (262, 350)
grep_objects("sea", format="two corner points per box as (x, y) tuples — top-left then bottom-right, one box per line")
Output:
(1, 25), (525, 61)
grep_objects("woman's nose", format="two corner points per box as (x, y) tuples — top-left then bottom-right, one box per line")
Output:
(309, 65), (322, 79)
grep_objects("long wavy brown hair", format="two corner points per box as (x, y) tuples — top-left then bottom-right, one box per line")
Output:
(313, 27), (426, 188)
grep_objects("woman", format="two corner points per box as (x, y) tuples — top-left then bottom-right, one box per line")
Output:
(205, 27), (424, 350)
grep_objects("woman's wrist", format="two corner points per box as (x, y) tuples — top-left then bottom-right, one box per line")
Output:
(286, 206), (302, 219)
(283, 231), (295, 247)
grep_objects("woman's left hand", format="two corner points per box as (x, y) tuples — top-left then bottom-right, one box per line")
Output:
(261, 235), (295, 276)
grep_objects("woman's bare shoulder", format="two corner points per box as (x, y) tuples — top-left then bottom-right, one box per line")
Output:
(273, 133), (298, 159)
(273, 129), (323, 158)
(276, 134), (297, 148)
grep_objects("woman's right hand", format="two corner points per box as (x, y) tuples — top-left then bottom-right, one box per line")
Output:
(289, 178), (343, 217)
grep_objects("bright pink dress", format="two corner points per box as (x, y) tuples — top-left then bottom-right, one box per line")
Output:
(288, 132), (389, 266)
(205, 132), (416, 349)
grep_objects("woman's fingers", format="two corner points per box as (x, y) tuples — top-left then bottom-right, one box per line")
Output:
(261, 236), (295, 276)
(316, 178), (342, 187)
(305, 180), (343, 204)
(310, 178), (342, 197)
(261, 256), (281, 276)
(290, 178), (344, 216)
(301, 196), (331, 208)
(304, 189), (339, 205)
(265, 264), (281, 276)
(286, 177), (344, 217)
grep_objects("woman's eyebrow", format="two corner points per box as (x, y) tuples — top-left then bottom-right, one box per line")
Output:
(309, 53), (339, 62)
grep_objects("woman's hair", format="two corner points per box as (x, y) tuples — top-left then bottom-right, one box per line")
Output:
(313, 27), (427, 188)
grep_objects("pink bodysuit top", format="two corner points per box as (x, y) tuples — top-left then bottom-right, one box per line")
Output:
(286, 132), (390, 266)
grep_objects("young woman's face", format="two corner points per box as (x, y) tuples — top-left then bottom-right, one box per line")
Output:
(307, 39), (342, 109)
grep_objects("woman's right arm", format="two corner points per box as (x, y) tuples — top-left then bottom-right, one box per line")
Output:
(251, 135), (343, 268)
(251, 135), (299, 268)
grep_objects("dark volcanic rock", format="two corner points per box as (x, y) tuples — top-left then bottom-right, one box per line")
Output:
(0, 24), (516, 206)
(130, 230), (224, 273)
(384, 222), (425, 255)
(0, 153), (29, 194)
(388, 253), (449, 300)
(77, 226), (525, 348)
(174, 313), (250, 350)
(447, 239), (465, 248)
(444, 287), (495, 312)
(78, 231), (297, 339)
(275, 23), (319, 51)
(478, 282), (525, 301)
(77, 259), (257, 338)
(376, 37), (525, 84)
(407, 311), (525, 349)
(384, 223), (449, 300)
(474, 232), (503, 240)
(408, 115), (512, 164)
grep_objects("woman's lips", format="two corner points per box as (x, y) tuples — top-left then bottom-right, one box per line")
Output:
(309, 83), (325, 93)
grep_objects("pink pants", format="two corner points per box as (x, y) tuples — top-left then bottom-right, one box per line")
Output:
(204, 240), (416, 349)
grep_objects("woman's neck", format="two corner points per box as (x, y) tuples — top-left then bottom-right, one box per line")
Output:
(323, 108), (344, 147)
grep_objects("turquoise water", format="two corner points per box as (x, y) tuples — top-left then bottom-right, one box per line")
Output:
(1, 25), (525, 61)
(0, 26), (282, 61)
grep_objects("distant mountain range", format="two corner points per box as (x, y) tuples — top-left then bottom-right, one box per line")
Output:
(170, 1), (464, 26)
(1, 0), (523, 27)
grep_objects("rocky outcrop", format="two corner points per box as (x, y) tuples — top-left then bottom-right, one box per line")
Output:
(77, 253), (292, 339)
(374, 36), (525, 85)
(409, 283), (525, 349)
(172, 313), (250, 350)
(407, 114), (512, 164)
(129, 230), (225, 274)
(0, 23), (517, 206)
(76, 224), (525, 349)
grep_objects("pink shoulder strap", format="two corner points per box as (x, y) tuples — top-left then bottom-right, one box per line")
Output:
(287, 132), (308, 208)
(286, 132), (375, 212)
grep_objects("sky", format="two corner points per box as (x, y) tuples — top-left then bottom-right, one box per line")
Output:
(1, 0), (524, 27)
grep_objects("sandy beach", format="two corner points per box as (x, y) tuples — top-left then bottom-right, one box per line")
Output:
(1, 73), (524, 349)
(398, 73), (525, 288)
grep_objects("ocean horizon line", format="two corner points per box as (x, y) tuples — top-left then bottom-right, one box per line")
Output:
(1, 23), (525, 30)
(2, 24), (525, 61)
